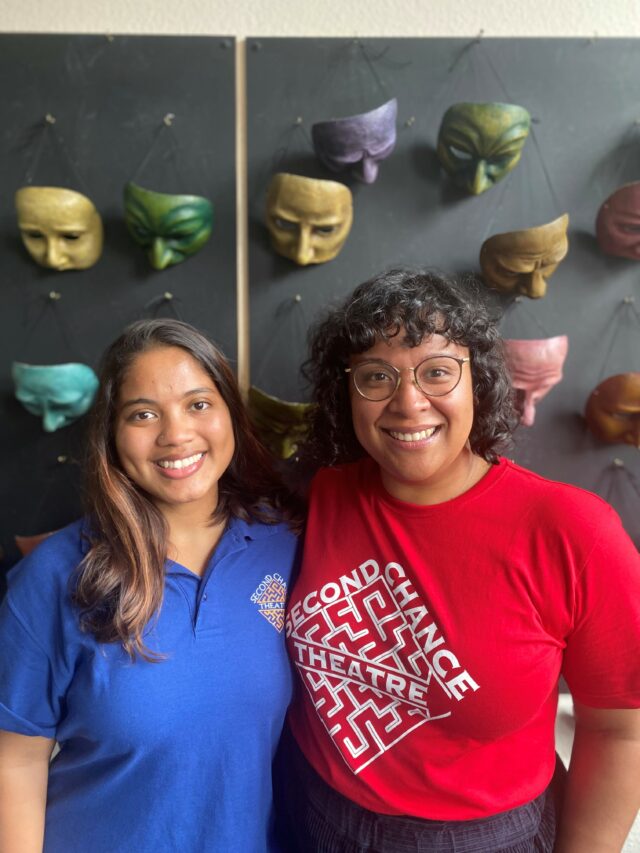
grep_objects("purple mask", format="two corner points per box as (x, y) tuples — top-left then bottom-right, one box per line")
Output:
(312, 98), (397, 184)
(504, 336), (569, 426)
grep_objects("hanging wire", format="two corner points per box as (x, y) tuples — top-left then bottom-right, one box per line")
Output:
(253, 293), (309, 393)
(142, 291), (184, 321)
(21, 290), (87, 363)
(130, 115), (188, 190)
(23, 114), (91, 195)
(500, 297), (551, 339)
(596, 297), (640, 383)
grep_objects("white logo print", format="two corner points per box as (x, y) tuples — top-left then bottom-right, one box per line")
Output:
(287, 559), (479, 773)
(251, 573), (287, 632)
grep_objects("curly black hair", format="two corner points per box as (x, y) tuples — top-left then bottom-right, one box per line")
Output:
(302, 268), (518, 468)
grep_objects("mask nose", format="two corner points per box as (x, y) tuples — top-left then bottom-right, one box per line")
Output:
(519, 391), (537, 427)
(149, 238), (173, 270)
(359, 155), (379, 184)
(627, 421), (640, 448)
(44, 238), (65, 269)
(42, 404), (67, 432)
(520, 271), (547, 299)
(469, 161), (492, 195)
(294, 226), (314, 266)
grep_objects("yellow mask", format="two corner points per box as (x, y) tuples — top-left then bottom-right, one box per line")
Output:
(15, 186), (103, 271)
(480, 214), (569, 299)
(266, 173), (353, 266)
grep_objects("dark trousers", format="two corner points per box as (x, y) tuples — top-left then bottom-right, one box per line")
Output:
(274, 730), (559, 853)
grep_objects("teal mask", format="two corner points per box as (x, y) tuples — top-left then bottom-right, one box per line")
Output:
(124, 182), (213, 270)
(437, 102), (531, 195)
(13, 362), (99, 432)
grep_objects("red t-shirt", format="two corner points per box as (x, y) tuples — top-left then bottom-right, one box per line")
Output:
(286, 457), (640, 819)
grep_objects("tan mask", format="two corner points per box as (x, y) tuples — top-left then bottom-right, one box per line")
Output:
(15, 186), (103, 271)
(480, 214), (569, 299)
(585, 373), (640, 447)
(265, 173), (353, 266)
(504, 336), (569, 426)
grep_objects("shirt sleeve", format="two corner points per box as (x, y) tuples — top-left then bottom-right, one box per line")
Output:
(562, 506), (640, 708)
(0, 531), (81, 738)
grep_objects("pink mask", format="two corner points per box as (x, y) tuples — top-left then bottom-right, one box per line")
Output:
(596, 182), (640, 260)
(504, 336), (569, 426)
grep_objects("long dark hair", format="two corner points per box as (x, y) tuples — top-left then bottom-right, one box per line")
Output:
(74, 319), (302, 660)
(302, 268), (518, 468)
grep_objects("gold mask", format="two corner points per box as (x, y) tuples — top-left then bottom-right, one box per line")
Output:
(15, 186), (103, 271)
(265, 173), (353, 266)
(480, 214), (569, 299)
(248, 386), (312, 460)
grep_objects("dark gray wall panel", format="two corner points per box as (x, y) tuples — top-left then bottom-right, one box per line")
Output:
(247, 37), (639, 545)
(0, 34), (236, 578)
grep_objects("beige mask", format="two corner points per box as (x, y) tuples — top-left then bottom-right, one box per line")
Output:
(266, 173), (353, 266)
(585, 373), (640, 447)
(480, 214), (569, 299)
(15, 186), (103, 271)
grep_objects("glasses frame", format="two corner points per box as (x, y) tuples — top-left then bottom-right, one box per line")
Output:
(345, 355), (470, 401)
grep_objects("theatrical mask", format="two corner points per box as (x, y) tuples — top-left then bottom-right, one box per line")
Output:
(312, 98), (397, 184)
(248, 386), (312, 460)
(15, 186), (103, 271)
(504, 336), (569, 426)
(15, 529), (58, 557)
(266, 173), (353, 266)
(596, 182), (640, 260)
(585, 373), (640, 447)
(13, 362), (99, 432)
(480, 214), (569, 299)
(437, 102), (531, 195)
(124, 182), (213, 270)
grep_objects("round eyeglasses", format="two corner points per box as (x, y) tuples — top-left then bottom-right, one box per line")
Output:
(345, 355), (470, 402)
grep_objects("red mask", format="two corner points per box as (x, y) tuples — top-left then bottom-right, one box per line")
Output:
(596, 182), (640, 260)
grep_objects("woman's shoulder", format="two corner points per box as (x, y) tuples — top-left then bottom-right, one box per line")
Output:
(499, 458), (626, 539)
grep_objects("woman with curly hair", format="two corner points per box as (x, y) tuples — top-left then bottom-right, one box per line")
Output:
(0, 319), (302, 853)
(279, 269), (640, 852)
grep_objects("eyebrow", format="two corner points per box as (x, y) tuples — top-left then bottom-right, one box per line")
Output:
(119, 387), (215, 410)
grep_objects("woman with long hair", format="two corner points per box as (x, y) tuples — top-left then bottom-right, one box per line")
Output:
(279, 268), (640, 853)
(0, 319), (302, 852)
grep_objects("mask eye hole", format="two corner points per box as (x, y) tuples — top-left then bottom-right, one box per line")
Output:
(313, 225), (336, 235)
(274, 217), (298, 232)
(24, 230), (44, 239)
(448, 145), (473, 161)
(63, 233), (81, 241)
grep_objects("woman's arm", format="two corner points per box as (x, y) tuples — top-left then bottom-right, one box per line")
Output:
(0, 730), (55, 852)
(555, 703), (640, 853)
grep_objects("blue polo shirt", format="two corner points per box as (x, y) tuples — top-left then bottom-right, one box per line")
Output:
(0, 516), (299, 852)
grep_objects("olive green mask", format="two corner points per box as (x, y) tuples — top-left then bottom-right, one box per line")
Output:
(124, 182), (213, 270)
(437, 102), (531, 195)
(248, 386), (313, 460)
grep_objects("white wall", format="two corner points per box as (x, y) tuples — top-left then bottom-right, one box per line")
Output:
(3, 0), (640, 37)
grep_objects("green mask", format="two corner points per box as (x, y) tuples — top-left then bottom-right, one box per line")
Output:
(437, 102), (531, 195)
(123, 182), (213, 270)
(248, 386), (313, 460)
(13, 362), (99, 432)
